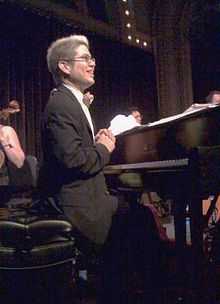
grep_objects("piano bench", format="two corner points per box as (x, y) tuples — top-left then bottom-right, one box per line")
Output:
(0, 216), (76, 303)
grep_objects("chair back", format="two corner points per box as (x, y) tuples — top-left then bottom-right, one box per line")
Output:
(7, 155), (39, 190)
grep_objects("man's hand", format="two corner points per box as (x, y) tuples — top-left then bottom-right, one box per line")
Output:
(95, 129), (115, 142)
(96, 129), (116, 153)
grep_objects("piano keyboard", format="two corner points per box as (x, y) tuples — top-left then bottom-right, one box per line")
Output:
(105, 158), (189, 172)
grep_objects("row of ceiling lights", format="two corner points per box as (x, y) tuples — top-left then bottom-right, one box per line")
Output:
(122, 0), (148, 47)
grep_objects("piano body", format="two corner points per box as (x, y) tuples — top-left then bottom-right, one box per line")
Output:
(109, 105), (220, 164)
(106, 105), (220, 193)
(105, 105), (220, 303)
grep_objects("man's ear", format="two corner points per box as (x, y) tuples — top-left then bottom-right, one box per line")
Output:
(58, 61), (71, 75)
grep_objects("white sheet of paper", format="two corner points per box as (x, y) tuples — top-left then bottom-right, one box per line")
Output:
(109, 114), (140, 135)
(147, 103), (219, 127)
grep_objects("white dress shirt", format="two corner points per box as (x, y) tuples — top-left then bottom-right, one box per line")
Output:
(63, 84), (95, 140)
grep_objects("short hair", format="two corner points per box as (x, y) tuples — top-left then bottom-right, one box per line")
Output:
(47, 35), (89, 85)
(127, 106), (141, 116)
(206, 90), (220, 103)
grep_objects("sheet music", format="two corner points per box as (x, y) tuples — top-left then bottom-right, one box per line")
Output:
(108, 114), (140, 135)
(147, 103), (219, 127)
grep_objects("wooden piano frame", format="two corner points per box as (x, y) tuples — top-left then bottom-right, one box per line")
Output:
(105, 106), (220, 303)
(106, 149), (220, 303)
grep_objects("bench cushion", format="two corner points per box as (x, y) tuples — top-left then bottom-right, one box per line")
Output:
(0, 216), (75, 269)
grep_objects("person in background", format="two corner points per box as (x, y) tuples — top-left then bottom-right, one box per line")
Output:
(206, 90), (220, 104)
(0, 125), (25, 169)
(0, 101), (25, 169)
(0, 101), (25, 206)
(128, 106), (143, 124)
(184, 90), (220, 113)
(39, 34), (162, 304)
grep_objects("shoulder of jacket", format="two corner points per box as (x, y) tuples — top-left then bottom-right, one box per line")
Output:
(46, 89), (80, 116)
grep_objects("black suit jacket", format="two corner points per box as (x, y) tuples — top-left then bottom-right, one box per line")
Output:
(39, 85), (118, 244)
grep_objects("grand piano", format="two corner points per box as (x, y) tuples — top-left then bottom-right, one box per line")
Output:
(105, 105), (220, 303)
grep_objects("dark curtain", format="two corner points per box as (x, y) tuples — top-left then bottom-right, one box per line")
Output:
(190, 3), (220, 101)
(0, 2), (157, 160)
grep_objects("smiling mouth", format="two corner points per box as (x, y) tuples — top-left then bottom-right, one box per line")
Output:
(89, 72), (94, 78)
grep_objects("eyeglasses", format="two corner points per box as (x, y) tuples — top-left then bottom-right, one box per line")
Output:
(61, 56), (96, 64)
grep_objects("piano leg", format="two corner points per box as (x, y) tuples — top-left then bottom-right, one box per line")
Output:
(189, 187), (206, 303)
(167, 168), (205, 304)
(187, 146), (215, 304)
(172, 177), (188, 302)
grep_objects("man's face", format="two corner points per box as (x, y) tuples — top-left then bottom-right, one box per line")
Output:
(67, 44), (95, 92)
(212, 94), (220, 104)
(131, 111), (142, 124)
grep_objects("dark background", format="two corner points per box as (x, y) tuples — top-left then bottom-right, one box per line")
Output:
(190, 0), (220, 101)
(1, 1), (220, 158)
(0, 2), (157, 158)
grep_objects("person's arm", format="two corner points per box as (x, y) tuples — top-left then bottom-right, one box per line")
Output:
(0, 126), (25, 168)
(45, 96), (115, 176)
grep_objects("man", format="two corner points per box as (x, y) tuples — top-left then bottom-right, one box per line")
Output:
(128, 106), (143, 124)
(39, 34), (161, 303)
(39, 35), (117, 246)
(184, 90), (220, 113)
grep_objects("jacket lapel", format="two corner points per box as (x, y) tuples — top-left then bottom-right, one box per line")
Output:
(57, 85), (94, 140)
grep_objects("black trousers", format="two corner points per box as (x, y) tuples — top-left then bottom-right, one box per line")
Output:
(97, 199), (163, 304)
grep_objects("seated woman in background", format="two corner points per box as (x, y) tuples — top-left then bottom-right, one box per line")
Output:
(0, 101), (25, 211)
(0, 100), (25, 169)
(0, 125), (25, 168)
